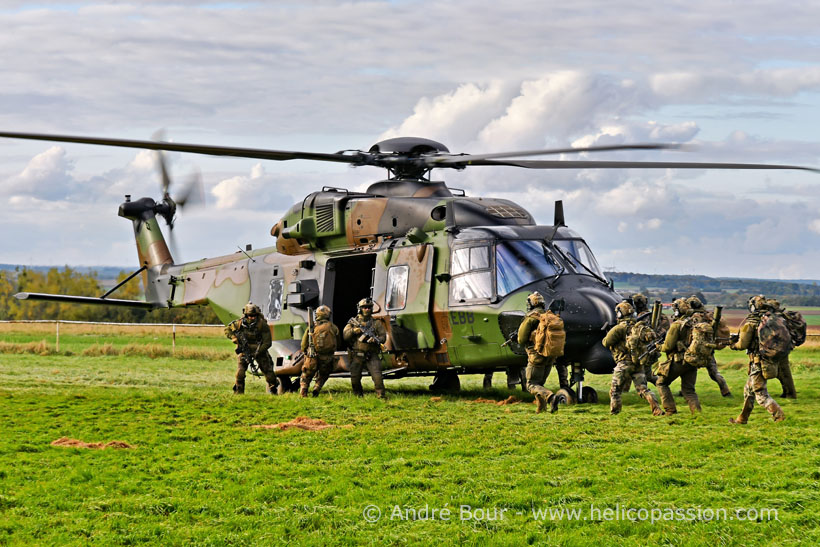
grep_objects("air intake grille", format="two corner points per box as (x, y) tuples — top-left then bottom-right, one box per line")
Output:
(485, 205), (527, 219)
(315, 203), (335, 232)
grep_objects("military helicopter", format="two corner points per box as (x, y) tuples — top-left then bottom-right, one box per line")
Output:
(3, 130), (818, 401)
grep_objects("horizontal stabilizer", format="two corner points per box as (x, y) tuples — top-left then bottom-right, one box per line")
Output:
(14, 292), (160, 309)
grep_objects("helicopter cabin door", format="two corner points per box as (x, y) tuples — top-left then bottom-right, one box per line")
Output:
(372, 243), (437, 350)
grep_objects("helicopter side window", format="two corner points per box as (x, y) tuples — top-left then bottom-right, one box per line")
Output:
(386, 265), (409, 310)
(495, 240), (560, 297)
(268, 278), (284, 320)
(450, 245), (493, 304)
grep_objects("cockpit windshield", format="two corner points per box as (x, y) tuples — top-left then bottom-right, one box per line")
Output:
(553, 239), (606, 280)
(495, 240), (562, 297)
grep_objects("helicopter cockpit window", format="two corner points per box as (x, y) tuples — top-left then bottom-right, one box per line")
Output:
(495, 240), (561, 297)
(450, 245), (493, 303)
(386, 265), (409, 310)
(553, 239), (605, 280)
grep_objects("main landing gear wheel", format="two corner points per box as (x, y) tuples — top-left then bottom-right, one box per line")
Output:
(429, 369), (461, 393)
(581, 386), (598, 404)
(277, 375), (299, 394)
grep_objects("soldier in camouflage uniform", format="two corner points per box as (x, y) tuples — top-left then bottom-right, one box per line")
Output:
(627, 293), (667, 387)
(604, 300), (664, 416)
(225, 302), (279, 394)
(657, 299), (702, 414)
(343, 298), (387, 398)
(766, 298), (797, 399)
(517, 292), (563, 413)
(686, 295), (732, 397)
(300, 305), (340, 397)
(729, 296), (786, 423)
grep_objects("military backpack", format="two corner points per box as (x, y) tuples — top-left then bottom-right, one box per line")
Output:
(683, 321), (717, 368)
(757, 312), (793, 360)
(626, 321), (657, 366)
(781, 310), (807, 347)
(533, 311), (565, 358)
(313, 321), (337, 354)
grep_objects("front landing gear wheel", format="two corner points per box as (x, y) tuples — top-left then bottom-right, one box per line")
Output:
(559, 387), (577, 405)
(429, 370), (461, 393)
(277, 375), (298, 394)
(581, 386), (598, 404)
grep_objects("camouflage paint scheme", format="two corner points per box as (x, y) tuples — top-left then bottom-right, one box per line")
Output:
(125, 180), (621, 381)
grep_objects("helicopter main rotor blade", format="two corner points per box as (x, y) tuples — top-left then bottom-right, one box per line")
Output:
(468, 158), (820, 173)
(427, 143), (684, 165)
(0, 131), (359, 164)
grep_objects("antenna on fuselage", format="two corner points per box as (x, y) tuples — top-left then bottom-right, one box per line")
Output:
(554, 200), (565, 226)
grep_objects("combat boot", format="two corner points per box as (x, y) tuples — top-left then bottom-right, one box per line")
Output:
(766, 400), (785, 422)
(729, 397), (754, 424)
(312, 389), (320, 398)
(375, 389), (386, 399)
(534, 393), (548, 413)
(299, 385), (309, 398)
(232, 384), (244, 395)
(648, 395), (665, 417)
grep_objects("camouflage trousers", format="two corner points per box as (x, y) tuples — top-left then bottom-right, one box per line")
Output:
(525, 351), (556, 402)
(349, 352), (386, 397)
(656, 359), (700, 414)
(734, 358), (785, 423)
(609, 360), (662, 415)
(776, 358), (797, 398)
(300, 353), (335, 395)
(624, 364), (658, 391)
(235, 349), (278, 394)
(705, 356), (731, 396)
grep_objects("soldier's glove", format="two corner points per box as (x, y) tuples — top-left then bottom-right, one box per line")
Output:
(255, 350), (267, 359)
(367, 337), (379, 345)
(235, 347), (242, 355)
(353, 327), (363, 335)
(231, 337), (238, 344)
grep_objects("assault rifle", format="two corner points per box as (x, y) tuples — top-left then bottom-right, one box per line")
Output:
(355, 318), (388, 353)
(235, 328), (262, 377)
(307, 307), (317, 358)
(637, 339), (660, 362)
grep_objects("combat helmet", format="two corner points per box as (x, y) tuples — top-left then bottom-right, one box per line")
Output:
(357, 298), (374, 314)
(615, 300), (636, 320)
(314, 305), (332, 321)
(748, 295), (768, 313)
(243, 302), (261, 316)
(631, 293), (648, 313)
(671, 298), (691, 319)
(686, 295), (704, 310)
(526, 292), (546, 311)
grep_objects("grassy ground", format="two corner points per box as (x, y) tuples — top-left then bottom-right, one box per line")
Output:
(1, 330), (820, 545)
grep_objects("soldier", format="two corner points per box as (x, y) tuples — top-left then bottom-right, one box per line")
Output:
(343, 298), (387, 398)
(657, 299), (702, 415)
(766, 298), (798, 399)
(628, 293), (667, 386)
(604, 300), (664, 416)
(299, 305), (340, 397)
(517, 292), (565, 413)
(225, 302), (279, 395)
(686, 295), (732, 397)
(728, 296), (786, 423)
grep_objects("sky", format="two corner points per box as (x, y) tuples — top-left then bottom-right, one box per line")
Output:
(1, 1), (820, 279)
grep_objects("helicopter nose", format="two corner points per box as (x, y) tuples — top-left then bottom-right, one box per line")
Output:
(551, 278), (620, 374)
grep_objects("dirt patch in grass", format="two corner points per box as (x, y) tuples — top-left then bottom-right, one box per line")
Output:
(51, 437), (134, 449)
(469, 396), (522, 406)
(252, 416), (353, 431)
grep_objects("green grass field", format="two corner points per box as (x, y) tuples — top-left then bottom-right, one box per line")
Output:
(2, 328), (820, 545)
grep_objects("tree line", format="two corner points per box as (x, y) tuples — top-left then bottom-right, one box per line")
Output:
(610, 272), (820, 307)
(0, 268), (220, 323)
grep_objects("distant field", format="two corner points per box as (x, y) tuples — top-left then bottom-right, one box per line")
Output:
(2, 327), (820, 544)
